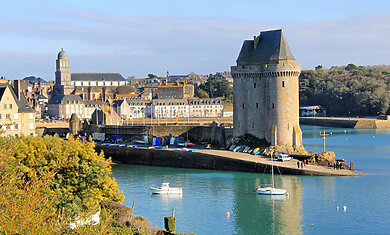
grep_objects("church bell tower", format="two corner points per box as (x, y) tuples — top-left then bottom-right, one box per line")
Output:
(54, 48), (73, 95)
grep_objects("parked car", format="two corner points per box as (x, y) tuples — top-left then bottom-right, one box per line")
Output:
(277, 152), (292, 161)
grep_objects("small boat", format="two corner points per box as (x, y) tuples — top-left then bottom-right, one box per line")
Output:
(134, 140), (145, 144)
(256, 155), (287, 195)
(228, 145), (236, 151)
(256, 186), (287, 195)
(251, 148), (260, 154)
(150, 182), (183, 194)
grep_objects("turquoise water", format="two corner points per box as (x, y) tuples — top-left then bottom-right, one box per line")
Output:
(112, 125), (390, 234)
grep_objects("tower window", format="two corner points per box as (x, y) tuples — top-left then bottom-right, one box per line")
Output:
(242, 104), (245, 109)
(282, 81), (285, 87)
(256, 103), (258, 109)
(272, 103), (275, 109)
(252, 123), (254, 128)
(254, 83), (256, 88)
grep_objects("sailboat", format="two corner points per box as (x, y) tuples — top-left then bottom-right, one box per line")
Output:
(256, 152), (287, 195)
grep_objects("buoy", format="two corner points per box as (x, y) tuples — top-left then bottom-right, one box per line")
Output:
(343, 206), (346, 211)
(226, 212), (230, 217)
(336, 206), (339, 210)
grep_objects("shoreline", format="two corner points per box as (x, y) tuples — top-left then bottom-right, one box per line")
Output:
(97, 145), (361, 176)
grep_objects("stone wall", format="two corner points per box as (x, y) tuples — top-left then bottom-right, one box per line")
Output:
(300, 117), (390, 129)
(97, 145), (344, 176)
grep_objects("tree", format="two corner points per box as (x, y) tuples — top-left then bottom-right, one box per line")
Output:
(0, 136), (124, 217)
(299, 65), (390, 116)
(147, 74), (158, 79)
(197, 74), (233, 103)
(345, 63), (358, 71)
(197, 88), (209, 98)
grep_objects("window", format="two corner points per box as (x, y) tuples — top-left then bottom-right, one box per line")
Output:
(4, 104), (7, 109)
(14, 113), (18, 120)
(272, 103), (275, 109)
(242, 104), (245, 109)
(9, 104), (12, 109)
(29, 113), (34, 120)
(14, 124), (19, 130)
(6, 114), (10, 120)
(254, 83), (256, 88)
(29, 123), (34, 130)
(256, 103), (258, 109)
(0, 114), (1, 119)
(282, 81), (285, 87)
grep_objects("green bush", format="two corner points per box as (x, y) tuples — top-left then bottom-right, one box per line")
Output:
(164, 216), (176, 232)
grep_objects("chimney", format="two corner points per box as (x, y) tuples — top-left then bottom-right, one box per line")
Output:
(254, 35), (260, 49)
(13, 80), (22, 101)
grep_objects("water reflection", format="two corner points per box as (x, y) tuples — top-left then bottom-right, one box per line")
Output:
(231, 174), (303, 234)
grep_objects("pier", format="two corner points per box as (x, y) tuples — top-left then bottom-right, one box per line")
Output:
(96, 145), (361, 176)
(300, 116), (390, 129)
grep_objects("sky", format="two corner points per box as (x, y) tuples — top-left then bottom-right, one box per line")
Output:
(1, 0), (390, 80)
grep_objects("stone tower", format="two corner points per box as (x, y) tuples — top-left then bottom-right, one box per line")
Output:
(231, 29), (302, 147)
(54, 48), (73, 95)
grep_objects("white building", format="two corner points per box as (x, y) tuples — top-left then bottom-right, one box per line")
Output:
(152, 99), (189, 118)
(188, 98), (223, 117)
(47, 95), (85, 119)
(128, 100), (152, 118)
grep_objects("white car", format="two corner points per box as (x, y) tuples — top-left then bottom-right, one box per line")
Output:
(277, 153), (292, 161)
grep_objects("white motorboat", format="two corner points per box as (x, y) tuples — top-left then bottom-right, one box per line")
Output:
(150, 182), (183, 194)
(256, 153), (287, 195)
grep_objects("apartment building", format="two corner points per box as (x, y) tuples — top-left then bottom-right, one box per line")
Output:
(0, 81), (35, 136)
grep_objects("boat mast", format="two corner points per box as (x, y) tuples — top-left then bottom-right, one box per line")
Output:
(271, 152), (274, 188)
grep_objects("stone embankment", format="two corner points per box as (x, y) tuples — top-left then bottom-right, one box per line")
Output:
(96, 145), (361, 176)
(300, 117), (390, 129)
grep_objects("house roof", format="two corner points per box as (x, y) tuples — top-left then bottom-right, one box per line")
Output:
(49, 94), (83, 104)
(71, 72), (125, 82)
(236, 29), (295, 64)
(0, 83), (35, 113)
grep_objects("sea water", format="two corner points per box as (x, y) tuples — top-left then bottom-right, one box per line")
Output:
(112, 125), (390, 234)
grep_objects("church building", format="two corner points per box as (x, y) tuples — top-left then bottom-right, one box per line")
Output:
(48, 48), (128, 119)
(53, 48), (127, 100)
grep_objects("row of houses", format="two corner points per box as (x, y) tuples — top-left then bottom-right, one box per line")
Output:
(116, 98), (224, 119)
(114, 98), (227, 119)
(47, 96), (231, 120)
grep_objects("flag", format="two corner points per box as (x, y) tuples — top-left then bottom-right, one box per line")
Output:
(96, 106), (101, 111)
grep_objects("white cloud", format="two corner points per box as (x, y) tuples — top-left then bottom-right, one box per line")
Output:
(0, 11), (389, 79)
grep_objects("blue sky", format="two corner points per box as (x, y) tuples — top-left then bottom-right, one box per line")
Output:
(1, 0), (390, 80)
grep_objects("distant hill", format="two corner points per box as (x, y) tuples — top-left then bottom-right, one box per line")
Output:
(23, 76), (47, 84)
(299, 64), (390, 116)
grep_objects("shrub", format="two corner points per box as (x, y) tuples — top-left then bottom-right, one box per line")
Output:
(164, 216), (176, 232)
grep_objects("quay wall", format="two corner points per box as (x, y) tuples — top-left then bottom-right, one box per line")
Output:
(37, 124), (232, 147)
(96, 145), (342, 176)
(300, 117), (390, 129)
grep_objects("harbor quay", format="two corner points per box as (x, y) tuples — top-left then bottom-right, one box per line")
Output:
(300, 116), (390, 129)
(96, 145), (361, 176)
